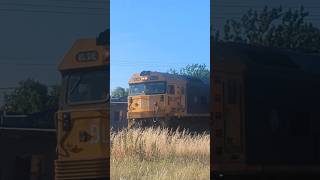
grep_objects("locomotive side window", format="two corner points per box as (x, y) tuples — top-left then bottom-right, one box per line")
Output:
(168, 85), (175, 94)
(145, 82), (166, 95)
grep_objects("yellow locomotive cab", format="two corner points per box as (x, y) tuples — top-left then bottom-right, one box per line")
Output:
(128, 71), (210, 132)
(55, 38), (109, 180)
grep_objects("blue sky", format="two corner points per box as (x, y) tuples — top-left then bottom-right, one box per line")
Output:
(110, 0), (210, 90)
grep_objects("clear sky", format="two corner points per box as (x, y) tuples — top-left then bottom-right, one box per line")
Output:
(110, 0), (210, 90)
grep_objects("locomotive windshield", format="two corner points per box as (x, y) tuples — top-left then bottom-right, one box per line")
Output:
(129, 82), (166, 96)
(65, 68), (108, 104)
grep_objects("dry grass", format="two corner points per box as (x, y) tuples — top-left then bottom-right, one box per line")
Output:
(110, 128), (210, 180)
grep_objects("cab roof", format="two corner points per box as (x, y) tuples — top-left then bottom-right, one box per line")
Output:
(129, 71), (205, 84)
(58, 38), (109, 72)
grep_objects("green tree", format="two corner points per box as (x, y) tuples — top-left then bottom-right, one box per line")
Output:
(168, 64), (210, 82)
(111, 87), (129, 98)
(46, 85), (60, 110)
(4, 79), (59, 114)
(218, 6), (320, 52)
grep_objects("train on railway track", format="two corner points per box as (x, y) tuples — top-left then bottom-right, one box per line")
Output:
(54, 36), (109, 180)
(127, 71), (210, 132)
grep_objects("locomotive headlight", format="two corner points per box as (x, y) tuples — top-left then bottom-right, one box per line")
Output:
(141, 76), (148, 80)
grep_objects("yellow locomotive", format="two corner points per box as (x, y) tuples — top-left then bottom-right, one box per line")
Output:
(54, 38), (109, 179)
(128, 71), (210, 131)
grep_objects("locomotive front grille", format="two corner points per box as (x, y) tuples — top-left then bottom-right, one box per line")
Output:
(55, 158), (108, 180)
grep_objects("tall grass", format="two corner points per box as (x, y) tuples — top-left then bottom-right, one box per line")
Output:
(110, 128), (210, 180)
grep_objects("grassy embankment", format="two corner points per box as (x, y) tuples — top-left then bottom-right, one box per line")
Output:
(111, 128), (210, 180)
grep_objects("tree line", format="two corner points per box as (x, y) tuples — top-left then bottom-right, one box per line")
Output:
(214, 6), (320, 53)
(1, 79), (59, 114)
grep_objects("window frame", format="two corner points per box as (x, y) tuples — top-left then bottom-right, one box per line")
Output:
(63, 67), (109, 105)
(129, 81), (167, 96)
